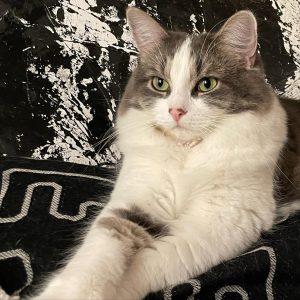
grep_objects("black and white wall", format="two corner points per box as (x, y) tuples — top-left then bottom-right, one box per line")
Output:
(0, 0), (299, 165)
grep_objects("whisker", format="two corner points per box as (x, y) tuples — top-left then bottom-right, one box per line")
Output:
(198, 17), (228, 64)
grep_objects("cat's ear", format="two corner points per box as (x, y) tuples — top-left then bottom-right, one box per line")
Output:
(217, 10), (257, 69)
(126, 7), (168, 54)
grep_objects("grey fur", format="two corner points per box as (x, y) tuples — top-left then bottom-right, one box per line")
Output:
(118, 32), (187, 115)
(114, 205), (169, 238)
(119, 14), (274, 116)
(98, 216), (152, 252)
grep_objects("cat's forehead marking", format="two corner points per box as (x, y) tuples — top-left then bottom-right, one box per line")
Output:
(169, 37), (194, 95)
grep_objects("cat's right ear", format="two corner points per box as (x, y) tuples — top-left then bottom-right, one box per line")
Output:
(217, 10), (257, 69)
(126, 7), (168, 55)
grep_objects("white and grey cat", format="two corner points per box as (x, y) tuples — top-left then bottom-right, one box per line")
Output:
(29, 7), (300, 300)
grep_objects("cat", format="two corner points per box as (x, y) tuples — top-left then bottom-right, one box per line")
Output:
(28, 7), (300, 300)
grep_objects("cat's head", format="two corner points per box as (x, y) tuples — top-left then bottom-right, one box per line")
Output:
(118, 8), (274, 144)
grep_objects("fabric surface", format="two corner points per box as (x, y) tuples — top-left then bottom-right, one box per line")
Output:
(0, 156), (114, 297)
(0, 156), (300, 299)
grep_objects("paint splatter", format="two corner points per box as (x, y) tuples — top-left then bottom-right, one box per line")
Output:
(0, 0), (299, 165)
(28, 0), (136, 165)
(271, 0), (300, 98)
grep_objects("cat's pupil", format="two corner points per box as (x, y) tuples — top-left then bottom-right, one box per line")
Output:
(158, 78), (164, 87)
(203, 78), (211, 89)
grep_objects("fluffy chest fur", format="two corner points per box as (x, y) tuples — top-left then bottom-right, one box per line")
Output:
(114, 9), (288, 228)
(114, 98), (287, 227)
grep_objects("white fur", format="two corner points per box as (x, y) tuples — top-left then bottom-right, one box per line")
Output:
(169, 37), (194, 103)
(31, 93), (287, 299)
(154, 38), (224, 142)
(29, 27), (288, 300)
(112, 97), (287, 299)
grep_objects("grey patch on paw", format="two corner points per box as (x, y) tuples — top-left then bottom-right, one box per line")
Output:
(114, 205), (169, 238)
(98, 216), (152, 252)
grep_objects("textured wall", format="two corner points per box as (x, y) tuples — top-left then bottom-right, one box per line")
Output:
(0, 0), (299, 165)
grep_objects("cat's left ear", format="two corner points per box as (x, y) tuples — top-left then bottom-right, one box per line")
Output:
(217, 10), (257, 69)
(126, 7), (168, 55)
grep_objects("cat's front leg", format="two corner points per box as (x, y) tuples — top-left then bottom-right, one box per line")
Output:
(28, 213), (151, 300)
(28, 228), (122, 300)
(115, 206), (274, 300)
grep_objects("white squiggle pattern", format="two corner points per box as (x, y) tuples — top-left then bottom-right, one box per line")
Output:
(0, 168), (113, 223)
(0, 249), (33, 294)
(186, 279), (201, 300)
(244, 246), (277, 300)
(162, 245), (276, 299)
(215, 285), (249, 300)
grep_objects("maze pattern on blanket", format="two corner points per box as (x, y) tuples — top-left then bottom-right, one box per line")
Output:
(0, 157), (300, 299)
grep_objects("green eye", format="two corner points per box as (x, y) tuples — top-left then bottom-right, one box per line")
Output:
(151, 77), (169, 92)
(197, 77), (218, 92)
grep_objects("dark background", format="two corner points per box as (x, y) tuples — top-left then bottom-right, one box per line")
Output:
(0, 0), (299, 166)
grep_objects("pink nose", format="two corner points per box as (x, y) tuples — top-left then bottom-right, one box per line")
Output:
(169, 108), (186, 122)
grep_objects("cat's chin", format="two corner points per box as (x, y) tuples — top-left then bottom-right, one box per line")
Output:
(154, 125), (203, 147)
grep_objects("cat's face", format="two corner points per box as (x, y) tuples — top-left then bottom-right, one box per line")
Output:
(119, 8), (274, 143)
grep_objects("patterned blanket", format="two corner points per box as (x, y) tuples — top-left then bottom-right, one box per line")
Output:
(0, 156), (300, 299)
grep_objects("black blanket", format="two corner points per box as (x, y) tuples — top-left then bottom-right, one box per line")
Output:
(1, 156), (300, 300)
